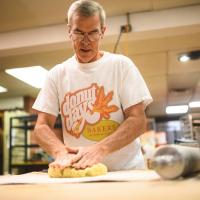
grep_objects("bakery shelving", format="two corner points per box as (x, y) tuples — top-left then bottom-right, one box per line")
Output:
(9, 115), (61, 174)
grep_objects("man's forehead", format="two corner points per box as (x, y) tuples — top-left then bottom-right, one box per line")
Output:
(71, 13), (101, 26)
(69, 13), (102, 33)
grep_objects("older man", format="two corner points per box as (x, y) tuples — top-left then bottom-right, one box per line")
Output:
(33, 0), (152, 171)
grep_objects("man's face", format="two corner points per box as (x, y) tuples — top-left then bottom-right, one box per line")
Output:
(68, 13), (105, 63)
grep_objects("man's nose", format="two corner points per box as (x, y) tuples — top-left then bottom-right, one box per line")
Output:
(81, 33), (90, 44)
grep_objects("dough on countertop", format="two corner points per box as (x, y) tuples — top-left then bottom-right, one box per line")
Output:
(48, 163), (108, 178)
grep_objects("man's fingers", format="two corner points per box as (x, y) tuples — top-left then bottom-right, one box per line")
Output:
(49, 157), (72, 169)
(71, 153), (82, 164)
(72, 156), (94, 169)
(49, 162), (56, 167)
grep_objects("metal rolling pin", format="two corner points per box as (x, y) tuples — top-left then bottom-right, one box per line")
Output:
(151, 145), (200, 179)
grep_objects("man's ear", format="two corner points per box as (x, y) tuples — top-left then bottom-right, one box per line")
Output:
(67, 24), (71, 34)
(101, 26), (106, 38)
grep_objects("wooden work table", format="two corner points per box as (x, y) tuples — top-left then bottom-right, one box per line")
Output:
(1, 178), (200, 200)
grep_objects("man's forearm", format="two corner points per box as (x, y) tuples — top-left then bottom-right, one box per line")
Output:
(34, 124), (67, 158)
(97, 115), (146, 155)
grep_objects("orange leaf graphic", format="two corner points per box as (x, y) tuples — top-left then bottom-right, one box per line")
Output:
(93, 86), (119, 119)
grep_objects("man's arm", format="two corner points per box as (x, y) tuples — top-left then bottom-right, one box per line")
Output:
(70, 102), (147, 169)
(34, 112), (76, 168)
(98, 102), (146, 153)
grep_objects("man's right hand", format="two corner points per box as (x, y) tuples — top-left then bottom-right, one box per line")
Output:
(49, 151), (78, 169)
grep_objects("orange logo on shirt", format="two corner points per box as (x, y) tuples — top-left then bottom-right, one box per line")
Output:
(61, 83), (119, 138)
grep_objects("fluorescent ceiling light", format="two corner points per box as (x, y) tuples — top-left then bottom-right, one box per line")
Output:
(166, 105), (188, 114)
(179, 50), (200, 62)
(179, 54), (190, 62)
(0, 85), (8, 93)
(5, 66), (48, 88)
(189, 101), (200, 108)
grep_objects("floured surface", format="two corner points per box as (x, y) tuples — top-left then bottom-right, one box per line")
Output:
(0, 170), (160, 184)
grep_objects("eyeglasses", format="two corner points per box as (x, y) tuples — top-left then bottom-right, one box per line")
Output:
(70, 30), (101, 42)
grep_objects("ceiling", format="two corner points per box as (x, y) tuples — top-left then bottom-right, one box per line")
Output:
(1, 0), (200, 32)
(0, 0), (200, 117)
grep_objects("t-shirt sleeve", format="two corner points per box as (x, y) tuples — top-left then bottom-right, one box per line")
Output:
(119, 57), (153, 110)
(32, 71), (59, 116)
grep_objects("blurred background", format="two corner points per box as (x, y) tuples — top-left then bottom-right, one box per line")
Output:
(0, 0), (200, 174)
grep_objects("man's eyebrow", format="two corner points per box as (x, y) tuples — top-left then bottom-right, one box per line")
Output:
(74, 28), (82, 32)
(90, 28), (100, 32)
(73, 28), (100, 33)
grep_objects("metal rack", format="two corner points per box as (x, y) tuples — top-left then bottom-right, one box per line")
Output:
(180, 113), (200, 140)
(8, 115), (61, 174)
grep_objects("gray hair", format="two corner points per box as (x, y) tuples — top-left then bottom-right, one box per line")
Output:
(67, 0), (106, 28)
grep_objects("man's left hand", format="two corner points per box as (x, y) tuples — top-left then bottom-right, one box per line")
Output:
(65, 144), (108, 169)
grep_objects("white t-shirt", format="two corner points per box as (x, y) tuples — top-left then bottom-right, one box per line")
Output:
(33, 51), (153, 171)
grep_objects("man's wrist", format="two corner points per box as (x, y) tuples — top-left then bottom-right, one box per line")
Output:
(53, 148), (68, 158)
(96, 143), (110, 156)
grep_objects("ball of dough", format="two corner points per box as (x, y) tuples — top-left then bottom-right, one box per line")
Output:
(48, 166), (62, 178)
(48, 163), (107, 178)
(85, 163), (107, 176)
(63, 167), (85, 178)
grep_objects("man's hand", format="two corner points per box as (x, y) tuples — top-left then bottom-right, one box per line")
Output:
(49, 151), (77, 169)
(66, 144), (108, 169)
